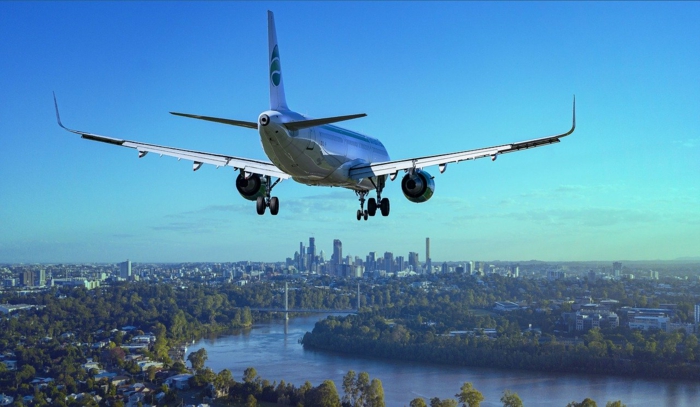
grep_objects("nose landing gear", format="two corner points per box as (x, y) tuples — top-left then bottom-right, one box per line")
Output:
(356, 191), (369, 221)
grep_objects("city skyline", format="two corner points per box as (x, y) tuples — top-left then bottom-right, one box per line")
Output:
(1, 2), (698, 263)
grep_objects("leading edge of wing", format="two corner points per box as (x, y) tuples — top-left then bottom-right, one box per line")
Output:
(349, 96), (576, 179)
(53, 93), (290, 179)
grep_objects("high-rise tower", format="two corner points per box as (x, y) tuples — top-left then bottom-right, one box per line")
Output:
(332, 239), (343, 275)
(120, 260), (132, 280)
(425, 237), (432, 272)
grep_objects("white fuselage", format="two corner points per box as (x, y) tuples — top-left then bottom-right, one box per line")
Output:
(258, 110), (390, 191)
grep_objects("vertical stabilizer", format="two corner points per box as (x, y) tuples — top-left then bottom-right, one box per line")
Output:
(268, 11), (289, 111)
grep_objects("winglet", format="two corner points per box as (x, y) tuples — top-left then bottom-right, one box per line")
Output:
(572, 95), (576, 131)
(559, 95), (576, 138)
(53, 91), (68, 130)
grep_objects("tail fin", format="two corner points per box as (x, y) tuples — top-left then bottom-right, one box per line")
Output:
(268, 11), (289, 111)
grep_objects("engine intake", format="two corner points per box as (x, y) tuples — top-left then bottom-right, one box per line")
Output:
(235, 173), (267, 201)
(401, 169), (435, 203)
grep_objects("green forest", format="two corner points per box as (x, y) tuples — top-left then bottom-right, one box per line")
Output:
(304, 275), (700, 380)
(0, 272), (695, 405)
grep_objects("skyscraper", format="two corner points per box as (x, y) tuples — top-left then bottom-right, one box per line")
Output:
(20, 270), (34, 287)
(36, 269), (46, 286)
(408, 252), (420, 272)
(332, 239), (342, 275)
(299, 242), (306, 271)
(120, 260), (132, 279)
(384, 252), (394, 274)
(426, 237), (431, 263)
(613, 262), (622, 278)
(307, 237), (316, 272)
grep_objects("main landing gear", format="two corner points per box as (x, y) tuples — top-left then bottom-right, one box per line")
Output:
(355, 177), (390, 221)
(256, 175), (281, 216)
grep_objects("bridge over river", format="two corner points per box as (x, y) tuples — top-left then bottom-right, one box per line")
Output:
(248, 282), (359, 319)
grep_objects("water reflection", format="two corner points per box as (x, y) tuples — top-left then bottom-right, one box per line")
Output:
(188, 315), (699, 407)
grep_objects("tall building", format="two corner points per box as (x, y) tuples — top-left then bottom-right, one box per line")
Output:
(425, 237), (432, 272)
(120, 260), (132, 280)
(408, 252), (420, 272)
(20, 270), (34, 287)
(307, 237), (316, 271)
(396, 256), (405, 272)
(384, 252), (394, 274)
(299, 242), (306, 271)
(366, 252), (376, 272)
(613, 262), (622, 277)
(695, 304), (700, 324)
(36, 269), (46, 286)
(332, 239), (343, 275)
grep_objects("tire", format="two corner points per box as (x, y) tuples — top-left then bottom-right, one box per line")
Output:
(380, 198), (390, 216)
(367, 198), (377, 216)
(363, 210), (369, 221)
(256, 196), (266, 215)
(356, 209), (362, 221)
(270, 197), (279, 215)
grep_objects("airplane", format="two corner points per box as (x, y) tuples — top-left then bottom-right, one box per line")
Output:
(54, 10), (575, 221)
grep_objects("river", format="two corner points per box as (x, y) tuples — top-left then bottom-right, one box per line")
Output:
(187, 314), (699, 406)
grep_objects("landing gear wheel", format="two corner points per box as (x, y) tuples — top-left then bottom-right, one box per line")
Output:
(356, 209), (362, 221)
(367, 198), (377, 217)
(256, 196), (266, 215)
(269, 197), (279, 215)
(363, 210), (369, 221)
(380, 198), (390, 216)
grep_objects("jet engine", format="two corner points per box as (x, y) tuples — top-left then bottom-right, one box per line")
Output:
(401, 169), (435, 203)
(235, 173), (267, 201)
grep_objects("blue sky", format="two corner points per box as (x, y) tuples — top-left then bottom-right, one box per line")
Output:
(1, 2), (698, 263)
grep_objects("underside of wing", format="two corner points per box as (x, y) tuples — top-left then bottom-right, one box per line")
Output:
(54, 94), (289, 179)
(349, 97), (576, 180)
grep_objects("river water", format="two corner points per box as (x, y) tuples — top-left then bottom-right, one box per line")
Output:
(188, 315), (699, 407)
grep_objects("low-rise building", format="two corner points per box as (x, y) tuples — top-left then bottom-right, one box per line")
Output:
(494, 301), (520, 312)
(629, 315), (670, 332)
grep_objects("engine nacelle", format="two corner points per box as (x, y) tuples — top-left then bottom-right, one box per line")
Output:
(235, 173), (267, 201)
(401, 169), (435, 203)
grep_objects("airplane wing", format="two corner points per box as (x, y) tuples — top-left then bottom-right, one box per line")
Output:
(54, 94), (290, 179)
(349, 97), (576, 180)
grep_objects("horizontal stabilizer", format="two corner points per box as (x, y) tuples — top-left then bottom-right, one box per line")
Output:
(283, 113), (367, 131)
(170, 112), (258, 129)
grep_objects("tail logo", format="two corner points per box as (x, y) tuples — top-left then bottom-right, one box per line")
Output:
(270, 45), (281, 87)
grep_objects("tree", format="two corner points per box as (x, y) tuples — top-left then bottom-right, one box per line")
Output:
(245, 394), (257, 407)
(500, 390), (523, 407)
(366, 378), (385, 407)
(605, 402), (626, 407)
(187, 348), (208, 371)
(456, 382), (484, 407)
(567, 399), (597, 407)
(305, 380), (341, 407)
(214, 369), (234, 395)
(431, 398), (458, 407)
(342, 370), (359, 406)
(410, 398), (428, 407)
(243, 367), (258, 383)
(146, 365), (158, 382)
